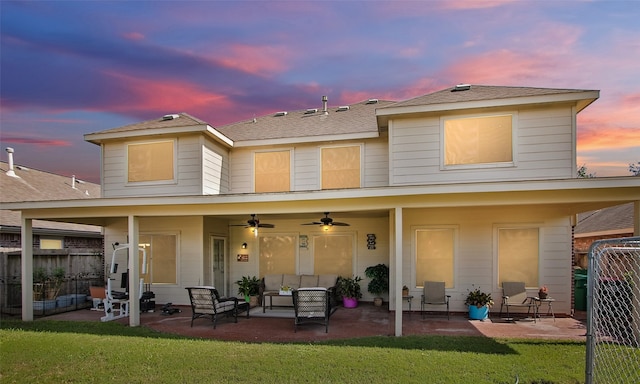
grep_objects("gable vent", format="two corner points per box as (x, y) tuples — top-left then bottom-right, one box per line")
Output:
(162, 114), (180, 120)
(366, 98), (378, 104)
(336, 106), (350, 112)
(274, 111), (288, 117)
(305, 108), (318, 114)
(452, 84), (471, 92)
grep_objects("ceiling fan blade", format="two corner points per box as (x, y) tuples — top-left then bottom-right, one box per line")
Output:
(301, 222), (323, 226)
(257, 223), (275, 228)
(331, 222), (350, 226)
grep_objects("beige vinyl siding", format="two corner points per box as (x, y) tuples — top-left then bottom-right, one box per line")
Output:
(202, 140), (229, 195)
(228, 138), (388, 193)
(102, 135), (205, 197)
(400, 205), (573, 315)
(389, 105), (576, 185)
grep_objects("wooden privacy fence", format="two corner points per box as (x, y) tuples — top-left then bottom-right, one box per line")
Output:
(0, 249), (104, 317)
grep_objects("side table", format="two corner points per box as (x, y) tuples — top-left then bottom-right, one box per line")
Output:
(403, 295), (414, 313)
(535, 297), (555, 322)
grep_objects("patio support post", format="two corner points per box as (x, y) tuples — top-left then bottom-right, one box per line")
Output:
(128, 215), (141, 327)
(394, 207), (403, 337)
(20, 216), (34, 321)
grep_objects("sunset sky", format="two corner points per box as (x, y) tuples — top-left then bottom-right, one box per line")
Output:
(1, 1), (638, 184)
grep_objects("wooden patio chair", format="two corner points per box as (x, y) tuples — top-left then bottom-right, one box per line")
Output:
(420, 281), (450, 320)
(499, 281), (537, 322)
(185, 286), (247, 329)
(292, 288), (331, 333)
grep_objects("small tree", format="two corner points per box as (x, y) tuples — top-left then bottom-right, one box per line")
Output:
(577, 164), (595, 178)
(629, 162), (640, 176)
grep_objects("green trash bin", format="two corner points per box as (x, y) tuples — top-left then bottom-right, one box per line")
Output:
(574, 270), (587, 311)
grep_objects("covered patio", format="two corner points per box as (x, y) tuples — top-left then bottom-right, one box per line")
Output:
(43, 304), (588, 343)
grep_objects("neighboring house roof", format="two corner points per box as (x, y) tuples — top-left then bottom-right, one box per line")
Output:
(216, 99), (395, 144)
(575, 202), (635, 237)
(0, 160), (102, 235)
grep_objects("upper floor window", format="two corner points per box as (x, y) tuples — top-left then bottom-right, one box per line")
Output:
(254, 150), (290, 192)
(127, 140), (174, 183)
(443, 114), (514, 168)
(321, 145), (361, 189)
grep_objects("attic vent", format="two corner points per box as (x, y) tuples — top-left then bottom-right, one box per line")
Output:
(452, 84), (471, 92)
(162, 114), (180, 120)
(274, 111), (288, 117)
(305, 108), (318, 114)
(336, 106), (350, 112)
(366, 98), (378, 104)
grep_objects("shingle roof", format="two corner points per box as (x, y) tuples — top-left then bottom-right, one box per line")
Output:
(0, 161), (101, 232)
(381, 85), (597, 109)
(216, 99), (395, 142)
(85, 112), (208, 136)
(575, 202), (635, 235)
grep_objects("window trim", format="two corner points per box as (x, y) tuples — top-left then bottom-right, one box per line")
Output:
(411, 225), (458, 290)
(319, 143), (363, 190)
(252, 148), (293, 193)
(125, 139), (177, 186)
(440, 112), (517, 171)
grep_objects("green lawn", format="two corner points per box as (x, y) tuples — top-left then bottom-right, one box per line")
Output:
(0, 320), (585, 384)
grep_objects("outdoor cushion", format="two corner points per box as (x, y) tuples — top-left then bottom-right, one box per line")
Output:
(300, 274), (319, 287)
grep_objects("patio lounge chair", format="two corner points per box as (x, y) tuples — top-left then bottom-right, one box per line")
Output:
(420, 281), (450, 319)
(185, 286), (248, 329)
(292, 287), (331, 333)
(499, 281), (537, 322)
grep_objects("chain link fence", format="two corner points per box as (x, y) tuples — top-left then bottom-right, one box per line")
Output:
(586, 236), (640, 384)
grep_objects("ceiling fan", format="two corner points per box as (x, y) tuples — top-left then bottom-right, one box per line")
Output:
(231, 214), (275, 229)
(302, 212), (350, 229)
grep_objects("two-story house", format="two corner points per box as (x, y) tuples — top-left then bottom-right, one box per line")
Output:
(7, 84), (639, 336)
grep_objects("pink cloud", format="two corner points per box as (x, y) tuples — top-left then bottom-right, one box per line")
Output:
(101, 71), (232, 116)
(0, 136), (72, 147)
(215, 44), (292, 76)
(123, 32), (145, 41)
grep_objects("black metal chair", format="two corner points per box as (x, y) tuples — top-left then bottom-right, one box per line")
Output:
(292, 288), (331, 333)
(185, 286), (247, 329)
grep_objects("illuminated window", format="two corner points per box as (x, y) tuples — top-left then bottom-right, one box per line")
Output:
(415, 228), (455, 288)
(139, 234), (177, 284)
(321, 145), (361, 189)
(443, 115), (513, 166)
(40, 238), (63, 250)
(127, 141), (174, 182)
(255, 150), (290, 192)
(497, 227), (539, 287)
(259, 235), (296, 276)
(313, 234), (353, 277)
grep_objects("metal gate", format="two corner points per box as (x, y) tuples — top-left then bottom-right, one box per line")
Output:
(586, 236), (640, 384)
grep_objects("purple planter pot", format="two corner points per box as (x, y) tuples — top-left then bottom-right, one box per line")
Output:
(342, 297), (358, 308)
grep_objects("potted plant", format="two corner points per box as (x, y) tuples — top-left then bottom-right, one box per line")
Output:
(538, 285), (549, 299)
(337, 276), (362, 308)
(364, 263), (389, 306)
(465, 286), (494, 320)
(235, 275), (260, 307)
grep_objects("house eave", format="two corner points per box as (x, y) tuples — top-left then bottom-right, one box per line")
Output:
(376, 90), (600, 124)
(232, 131), (380, 147)
(84, 124), (234, 148)
(4, 177), (638, 222)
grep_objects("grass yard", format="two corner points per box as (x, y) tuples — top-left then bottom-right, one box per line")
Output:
(0, 320), (585, 384)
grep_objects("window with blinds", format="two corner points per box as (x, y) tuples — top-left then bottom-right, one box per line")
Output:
(255, 150), (291, 192)
(444, 115), (513, 166)
(415, 228), (455, 288)
(497, 227), (539, 287)
(321, 145), (361, 189)
(127, 141), (174, 182)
